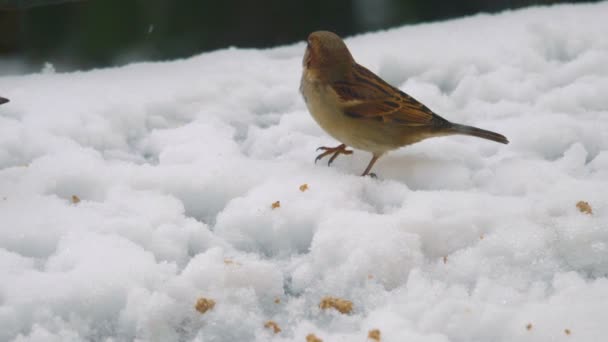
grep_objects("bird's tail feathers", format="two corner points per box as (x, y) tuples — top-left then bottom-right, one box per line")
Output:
(448, 123), (509, 144)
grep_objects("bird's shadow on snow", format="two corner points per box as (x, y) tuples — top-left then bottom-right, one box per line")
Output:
(374, 154), (473, 190)
(339, 140), (488, 190)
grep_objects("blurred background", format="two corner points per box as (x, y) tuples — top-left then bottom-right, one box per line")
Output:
(0, 0), (599, 74)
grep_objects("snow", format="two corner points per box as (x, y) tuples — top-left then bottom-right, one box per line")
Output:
(1, 2), (608, 341)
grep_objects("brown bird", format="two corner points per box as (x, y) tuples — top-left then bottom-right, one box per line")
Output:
(300, 31), (508, 176)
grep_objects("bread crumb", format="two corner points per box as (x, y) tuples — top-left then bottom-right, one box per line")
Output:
(195, 297), (215, 314)
(306, 333), (323, 342)
(368, 329), (381, 341)
(319, 296), (353, 314)
(526, 323), (533, 331)
(71, 195), (81, 204)
(576, 201), (592, 215)
(271, 201), (281, 209)
(299, 184), (309, 192)
(564, 329), (571, 335)
(264, 320), (281, 334)
(223, 258), (241, 266)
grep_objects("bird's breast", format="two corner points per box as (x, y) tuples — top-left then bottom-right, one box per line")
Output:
(300, 72), (390, 153)
(300, 73), (347, 135)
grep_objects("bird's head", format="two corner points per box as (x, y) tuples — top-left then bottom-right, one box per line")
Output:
(303, 31), (354, 81)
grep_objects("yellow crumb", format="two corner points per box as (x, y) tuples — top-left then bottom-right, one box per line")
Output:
(299, 184), (309, 192)
(194, 297), (215, 314)
(264, 320), (281, 334)
(319, 296), (353, 314)
(306, 333), (323, 342)
(271, 201), (281, 209)
(223, 258), (241, 266)
(71, 195), (81, 204)
(368, 329), (381, 341)
(576, 201), (592, 215)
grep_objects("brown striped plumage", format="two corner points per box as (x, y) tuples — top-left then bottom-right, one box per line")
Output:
(300, 31), (508, 176)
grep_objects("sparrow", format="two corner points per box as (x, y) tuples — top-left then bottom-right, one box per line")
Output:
(300, 31), (508, 176)
(0, 97), (8, 105)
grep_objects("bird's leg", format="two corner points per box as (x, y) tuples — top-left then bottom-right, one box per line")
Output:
(360, 154), (381, 177)
(315, 143), (353, 166)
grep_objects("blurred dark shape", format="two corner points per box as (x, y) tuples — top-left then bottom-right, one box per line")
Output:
(0, 96), (8, 104)
(0, 0), (85, 10)
(0, 0), (601, 73)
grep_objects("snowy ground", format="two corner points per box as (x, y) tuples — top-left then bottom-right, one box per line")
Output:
(2, 2), (608, 342)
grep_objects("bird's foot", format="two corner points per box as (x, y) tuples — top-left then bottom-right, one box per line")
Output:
(315, 144), (353, 166)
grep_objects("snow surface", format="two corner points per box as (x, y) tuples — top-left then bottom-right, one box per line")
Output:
(2, 3), (608, 342)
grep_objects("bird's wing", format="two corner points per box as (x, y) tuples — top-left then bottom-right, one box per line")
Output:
(331, 64), (435, 126)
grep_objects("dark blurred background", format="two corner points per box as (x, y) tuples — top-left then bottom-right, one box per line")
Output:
(0, 0), (599, 73)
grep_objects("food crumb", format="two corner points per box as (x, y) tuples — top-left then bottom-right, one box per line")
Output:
(195, 297), (215, 314)
(223, 258), (241, 266)
(368, 329), (381, 341)
(576, 201), (592, 215)
(306, 333), (322, 342)
(71, 195), (81, 204)
(271, 201), (281, 209)
(264, 320), (281, 334)
(299, 184), (309, 192)
(526, 323), (533, 331)
(564, 329), (571, 335)
(319, 296), (353, 314)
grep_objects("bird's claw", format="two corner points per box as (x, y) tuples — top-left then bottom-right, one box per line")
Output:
(314, 144), (353, 166)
